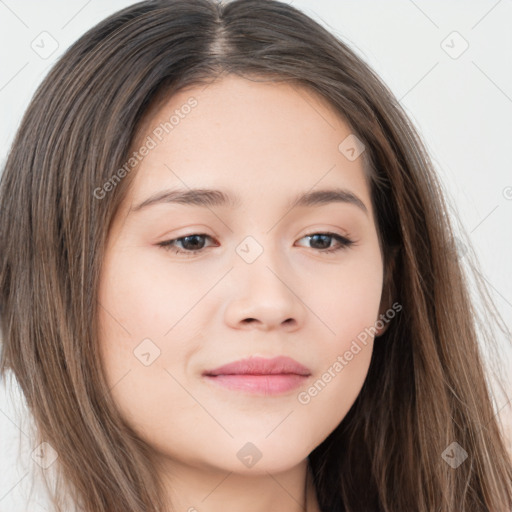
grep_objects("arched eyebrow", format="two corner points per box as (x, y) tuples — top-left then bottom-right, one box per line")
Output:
(129, 187), (368, 216)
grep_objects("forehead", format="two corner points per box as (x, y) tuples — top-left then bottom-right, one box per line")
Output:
(123, 75), (373, 218)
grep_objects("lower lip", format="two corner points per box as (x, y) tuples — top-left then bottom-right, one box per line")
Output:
(203, 374), (309, 394)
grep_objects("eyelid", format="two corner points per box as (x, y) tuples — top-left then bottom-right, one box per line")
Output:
(156, 233), (217, 253)
(157, 230), (356, 256)
(295, 232), (355, 253)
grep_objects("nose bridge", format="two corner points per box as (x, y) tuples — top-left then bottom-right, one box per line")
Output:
(234, 230), (288, 287)
(223, 232), (304, 330)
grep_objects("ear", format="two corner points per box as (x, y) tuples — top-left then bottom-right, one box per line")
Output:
(375, 245), (399, 337)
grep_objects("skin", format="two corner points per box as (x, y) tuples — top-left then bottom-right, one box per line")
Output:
(97, 75), (387, 512)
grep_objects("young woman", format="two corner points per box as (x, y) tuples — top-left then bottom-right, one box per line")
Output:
(0, 1), (511, 511)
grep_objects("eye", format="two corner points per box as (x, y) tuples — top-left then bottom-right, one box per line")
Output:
(157, 232), (355, 256)
(296, 232), (355, 254)
(157, 234), (215, 256)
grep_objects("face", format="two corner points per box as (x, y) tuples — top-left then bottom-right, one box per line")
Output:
(97, 75), (385, 475)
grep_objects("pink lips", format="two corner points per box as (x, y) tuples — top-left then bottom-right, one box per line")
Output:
(202, 356), (311, 395)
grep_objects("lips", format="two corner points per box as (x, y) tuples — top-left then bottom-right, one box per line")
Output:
(202, 356), (312, 395)
(203, 356), (311, 377)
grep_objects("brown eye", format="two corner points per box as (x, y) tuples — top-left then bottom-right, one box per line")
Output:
(157, 234), (215, 255)
(296, 233), (355, 253)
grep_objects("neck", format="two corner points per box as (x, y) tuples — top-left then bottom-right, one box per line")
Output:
(155, 456), (321, 512)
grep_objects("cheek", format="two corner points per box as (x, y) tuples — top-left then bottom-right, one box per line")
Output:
(96, 247), (208, 429)
(294, 245), (382, 420)
(96, 254), (158, 418)
(98, 252), (167, 340)
(293, 276), (381, 449)
(97, 245), (208, 365)
(304, 244), (384, 349)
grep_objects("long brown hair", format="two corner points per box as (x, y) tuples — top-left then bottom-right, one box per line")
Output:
(1, 1), (511, 510)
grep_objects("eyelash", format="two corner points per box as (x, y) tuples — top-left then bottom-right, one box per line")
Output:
(157, 232), (355, 256)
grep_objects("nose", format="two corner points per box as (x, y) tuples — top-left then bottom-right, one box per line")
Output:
(223, 255), (306, 332)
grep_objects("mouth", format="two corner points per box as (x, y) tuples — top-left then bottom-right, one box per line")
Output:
(202, 356), (311, 395)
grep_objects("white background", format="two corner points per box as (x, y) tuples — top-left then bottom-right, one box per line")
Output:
(1, 1), (511, 510)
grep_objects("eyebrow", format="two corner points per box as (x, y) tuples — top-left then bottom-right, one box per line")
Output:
(129, 187), (368, 216)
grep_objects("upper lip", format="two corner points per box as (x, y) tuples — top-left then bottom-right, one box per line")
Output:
(203, 356), (311, 376)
